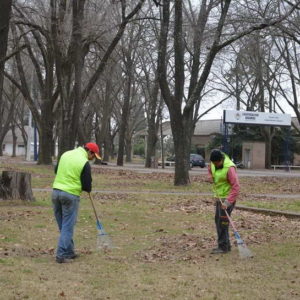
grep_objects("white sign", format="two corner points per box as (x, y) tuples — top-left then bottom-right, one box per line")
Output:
(223, 110), (291, 127)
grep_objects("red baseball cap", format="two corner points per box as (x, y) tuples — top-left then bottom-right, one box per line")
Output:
(85, 142), (101, 159)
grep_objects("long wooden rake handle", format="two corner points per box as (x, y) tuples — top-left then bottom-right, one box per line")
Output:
(213, 186), (238, 233)
(88, 192), (100, 223)
(218, 197), (238, 233)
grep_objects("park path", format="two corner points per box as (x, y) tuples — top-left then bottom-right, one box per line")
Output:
(33, 187), (300, 199)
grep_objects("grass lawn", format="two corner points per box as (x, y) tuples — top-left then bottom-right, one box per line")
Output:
(1, 161), (300, 299)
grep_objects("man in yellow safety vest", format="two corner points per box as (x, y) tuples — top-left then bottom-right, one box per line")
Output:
(207, 149), (240, 254)
(52, 143), (101, 263)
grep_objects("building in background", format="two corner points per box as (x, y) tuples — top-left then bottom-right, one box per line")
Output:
(2, 125), (38, 158)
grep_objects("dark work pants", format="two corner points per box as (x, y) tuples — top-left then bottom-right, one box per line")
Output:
(215, 200), (235, 251)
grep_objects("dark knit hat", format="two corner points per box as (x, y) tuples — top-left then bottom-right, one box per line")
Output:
(210, 149), (224, 162)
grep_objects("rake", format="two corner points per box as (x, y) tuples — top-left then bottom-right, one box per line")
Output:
(218, 197), (253, 259)
(88, 193), (113, 249)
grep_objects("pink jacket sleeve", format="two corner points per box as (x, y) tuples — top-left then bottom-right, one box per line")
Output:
(207, 164), (213, 182)
(226, 166), (240, 204)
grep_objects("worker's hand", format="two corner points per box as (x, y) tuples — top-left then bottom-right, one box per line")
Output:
(221, 203), (228, 210)
(221, 199), (231, 210)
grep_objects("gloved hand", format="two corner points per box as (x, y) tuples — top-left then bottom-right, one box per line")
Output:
(221, 199), (231, 210)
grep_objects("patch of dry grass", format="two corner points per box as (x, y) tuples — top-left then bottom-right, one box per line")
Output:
(1, 191), (300, 299)
(1, 162), (300, 299)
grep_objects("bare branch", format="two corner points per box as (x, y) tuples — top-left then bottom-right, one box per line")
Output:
(217, 1), (300, 51)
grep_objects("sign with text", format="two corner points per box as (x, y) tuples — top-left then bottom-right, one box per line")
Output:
(223, 110), (291, 127)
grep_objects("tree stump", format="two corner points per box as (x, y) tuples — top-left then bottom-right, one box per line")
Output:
(0, 171), (35, 201)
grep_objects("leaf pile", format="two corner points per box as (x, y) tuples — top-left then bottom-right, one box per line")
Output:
(93, 167), (174, 182)
(136, 233), (215, 263)
(239, 176), (300, 194)
(137, 208), (300, 263)
(92, 192), (131, 203)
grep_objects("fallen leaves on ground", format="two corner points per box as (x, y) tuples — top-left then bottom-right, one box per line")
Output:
(0, 210), (42, 221)
(137, 200), (300, 263)
(0, 245), (92, 258)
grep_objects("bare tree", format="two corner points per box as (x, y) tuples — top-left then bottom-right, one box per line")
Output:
(158, 0), (300, 185)
(8, 3), (58, 164)
(214, 33), (284, 168)
(136, 14), (164, 167)
(51, 0), (146, 158)
(117, 21), (145, 166)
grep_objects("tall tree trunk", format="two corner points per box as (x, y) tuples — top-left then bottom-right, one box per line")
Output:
(117, 56), (132, 166)
(0, 0), (13, 153)
(98, 67), (115, 160)
(56, 0), (85, 157)
(171, 111), (193, 185)
(145, 125), (158, 167)
(103, 120), (112, 162)
(0, 0), (12, 108)
(38, 101), (54, 164)
(145, 80), (161, 168)
(0, 99), (14, 156)
(125, 130), (132, 163)
(11, 124), (17, 157)
(117, 94), (131, 166)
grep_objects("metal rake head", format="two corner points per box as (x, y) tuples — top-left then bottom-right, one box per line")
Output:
(237, 243), (253, 259)
(96, 231), (113, 249)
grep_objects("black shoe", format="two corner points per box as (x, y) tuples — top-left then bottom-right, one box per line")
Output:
(210, 248), (228, 254)
(56, 257), (73, 264)
(67, 253), (79, 259)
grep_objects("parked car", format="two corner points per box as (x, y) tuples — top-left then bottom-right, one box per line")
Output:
(166, 156), (175, 162)
(162, 154), (205, 168)
(190, 154), (206, 168)
(235, 161), (245, 169)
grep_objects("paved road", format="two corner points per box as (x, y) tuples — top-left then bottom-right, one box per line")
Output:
(97, 162), (300, 178)
(9, 156), (300, 177)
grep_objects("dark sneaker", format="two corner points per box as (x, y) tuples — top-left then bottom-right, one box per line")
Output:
(210, 248), (228, 254)
(56, 257), (73, 264)
(67, 253), (79, 259)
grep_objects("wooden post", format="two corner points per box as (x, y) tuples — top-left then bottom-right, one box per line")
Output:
(0, 171), (35, 201)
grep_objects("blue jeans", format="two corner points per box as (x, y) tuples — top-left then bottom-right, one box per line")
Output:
(52, 189), (80, 258)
